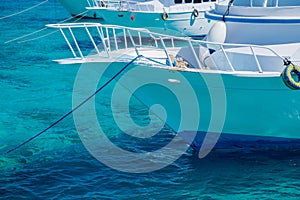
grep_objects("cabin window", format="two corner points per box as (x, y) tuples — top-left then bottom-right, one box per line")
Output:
(174, 0), (182, 3)
(194, 0), (202, 3)
(185, 0), (192, 3)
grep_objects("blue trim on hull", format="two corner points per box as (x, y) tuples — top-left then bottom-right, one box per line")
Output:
(180, 131), (300, 151)
(205, 11), (300, 24)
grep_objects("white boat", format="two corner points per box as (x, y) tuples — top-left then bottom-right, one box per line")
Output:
(86, 0), (217, 37)
(57, 0), (101, 18)
(205, 0), (300, 44)
(47, 0), (300, 152)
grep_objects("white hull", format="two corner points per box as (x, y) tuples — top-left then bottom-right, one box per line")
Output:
(206, 2), (300, 44)
(224, 22), (300, 45)
(87, 1), (216, 37)
(93, 9), (214, 36)
(58, 0), (101, 18)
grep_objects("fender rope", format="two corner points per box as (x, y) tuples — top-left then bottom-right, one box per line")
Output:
(222, 0), (234, 21)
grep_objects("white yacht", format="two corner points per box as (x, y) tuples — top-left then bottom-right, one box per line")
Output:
(87, 0), (217, 37)
(205, 0), (300, 44)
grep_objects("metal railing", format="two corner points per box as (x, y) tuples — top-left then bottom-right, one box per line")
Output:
(90, 0), (219, 11)
(229, 0), (300, 7)
(91, 0), (134, 10)
(47, 22), (289, 73)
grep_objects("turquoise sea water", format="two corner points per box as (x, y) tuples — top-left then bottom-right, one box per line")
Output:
(1, 0), (300, 199)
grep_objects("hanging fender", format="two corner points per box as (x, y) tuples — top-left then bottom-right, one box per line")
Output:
(282, 64), (300, 90)
(161, 11), (168, 20)
(192, 9), (199, 17)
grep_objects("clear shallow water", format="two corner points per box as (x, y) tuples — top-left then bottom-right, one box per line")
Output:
(1, 0), (300, 199)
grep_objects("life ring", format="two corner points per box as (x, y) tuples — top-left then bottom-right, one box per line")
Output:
(162, 12), (168, 20)
(192, 9), (199, 17)
(282, 64), (300, 89)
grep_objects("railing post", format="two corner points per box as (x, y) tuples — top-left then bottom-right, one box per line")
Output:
(250, 46), (263, 73)
(123, 29), (127, 49)
(138, 32), (142, 46)
(105, 27), (111, 52)
(150, 34), (158, 47)
(86, 0), (92, 7)
(221, 46), (235, 71)
(68, 27), (84, 58)
(112, 28), (118, 50)
(85, 26), (100, 55)
(127, 29), (139, 56)
(160, 37), (173, 67)
(59, 27), (77, 58)
(188, 40), (202, 69)
(96, 26), (110, 57)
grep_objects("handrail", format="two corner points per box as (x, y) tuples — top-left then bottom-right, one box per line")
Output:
(188, 40), (203, 69)
(86, 0), (92, 7)
(231, 0), (297, 7)
(46, 22), (293, 73)
(90, 0), (219, 12)
(220, 45), (235, 71)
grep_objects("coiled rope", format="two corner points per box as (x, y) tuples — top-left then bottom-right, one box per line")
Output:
(0, 0), (49, 20)
(4, 55), (142, 155)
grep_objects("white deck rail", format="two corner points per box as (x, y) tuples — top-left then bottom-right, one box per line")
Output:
(231, 0), (300, 7)
(91, 0), (135, 10)
(47, 22), (290, 73)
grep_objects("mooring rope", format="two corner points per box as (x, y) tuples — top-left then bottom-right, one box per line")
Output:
(4, 55), (142, 155)
(4, 10), (88, 44)
(0, 0), (49, 20)
(222, 0), (234, 21)
(16, 12), (89, 44)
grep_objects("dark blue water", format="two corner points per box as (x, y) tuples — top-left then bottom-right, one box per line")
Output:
(1, 0), (300, 199)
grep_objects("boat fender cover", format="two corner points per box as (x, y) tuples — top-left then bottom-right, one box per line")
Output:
(192, 9), (199, 17)
(282, 64), (300, 90)
(206, 21), (227, 51)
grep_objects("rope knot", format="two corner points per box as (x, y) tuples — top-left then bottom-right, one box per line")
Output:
(283, 58), (292, 66)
